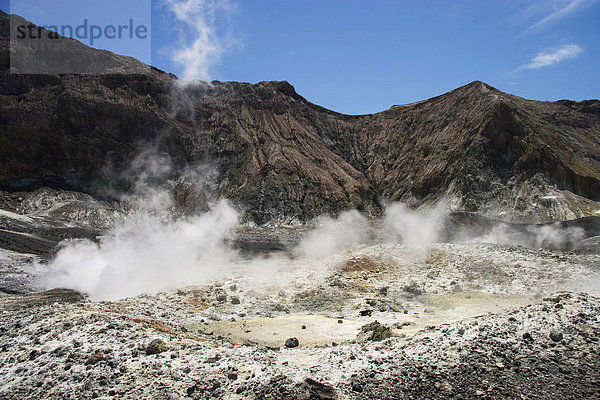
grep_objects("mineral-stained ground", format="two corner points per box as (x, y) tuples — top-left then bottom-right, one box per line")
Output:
(1, 234), (599, 399)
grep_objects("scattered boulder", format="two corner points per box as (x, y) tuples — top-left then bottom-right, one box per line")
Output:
(549, 330), (563, 342)
(392, 321), (415, 329)
(402, 282), (424, 296)
(145, 339), (167, 355)
(84, 351), (105, 365)
(216, 294), (227, 303)
(228, 372), (238, 380)
(53, 346), (69, 357)
(357, 321), (393, 342)
(351, 383), (364, 393)
(285, 337), (299, 348)
(300, 378), (337, 400)
(186, 383), (197, 396)
(29, 349), (40, 360)
(205, 355), (221, 363)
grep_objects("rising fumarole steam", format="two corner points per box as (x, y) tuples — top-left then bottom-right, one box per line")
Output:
(41, 199), (239, 301)
(40, 191), (594, 301)
(40, 195), (450, 300)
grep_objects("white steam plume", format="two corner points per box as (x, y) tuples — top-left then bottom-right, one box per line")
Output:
(294, 203), (447, 259)
(39, 184), (593, 301)
(380, 202), (447, 244)
(41, 199), (450, 300)
(165, 0), (239, 81)
(474, 222), (585, 249)
(294, 210), (371, 259)
(41, 198), (239, 301)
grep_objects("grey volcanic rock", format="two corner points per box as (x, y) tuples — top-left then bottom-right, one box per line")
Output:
(549, 330), (563, 342)
(1, 10), (599, 224)
(357, 321), (393, 342)
(145, 339), (168, 355)
(573, 236), (600, 254)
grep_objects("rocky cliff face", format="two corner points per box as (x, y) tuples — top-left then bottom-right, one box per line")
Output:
(1, 10), (599, 224)
(325, 82), (600, 222)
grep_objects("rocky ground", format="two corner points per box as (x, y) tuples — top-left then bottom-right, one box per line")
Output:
(1, 188), (599, 398)
(1, 235), (599, 399)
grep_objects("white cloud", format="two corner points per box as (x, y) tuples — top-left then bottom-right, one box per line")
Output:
(527, 0), (599, 31)
(165, 0), (238, 81)
(517, 44), (583, 71)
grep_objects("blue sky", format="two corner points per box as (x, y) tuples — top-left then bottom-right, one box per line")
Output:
(2, 0), (600, 114)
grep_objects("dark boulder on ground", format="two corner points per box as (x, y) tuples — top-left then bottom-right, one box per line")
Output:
(357, 321), (393, 342)
(145, 339), (168, 355)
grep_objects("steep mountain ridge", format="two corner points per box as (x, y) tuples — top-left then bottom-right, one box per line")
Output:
(1, 10), (599, 224)
(329, 81), (600, 216)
